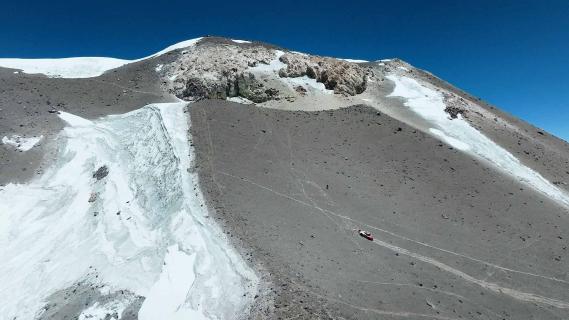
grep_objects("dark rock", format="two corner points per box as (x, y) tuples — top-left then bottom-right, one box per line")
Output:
(181, 77), (211, 101)
(88, 193), (98, 203)
(294, 85), (307, 95)
(93, 166), (109, 180)
(444, 105), (466, 119)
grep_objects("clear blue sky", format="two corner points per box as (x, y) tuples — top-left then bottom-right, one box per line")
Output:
(1, 0), (567, 141)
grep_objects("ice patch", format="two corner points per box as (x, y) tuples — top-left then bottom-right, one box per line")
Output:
(0, 103), (257, 319)
(387, 75), (569, 208)
(1, 135), (43, 151)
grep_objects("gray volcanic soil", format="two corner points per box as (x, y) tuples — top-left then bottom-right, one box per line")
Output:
(406, 64), (569, 194)
(190, 100), (569, 320)
(0, 56), (177, 185)
(3, 37), (569, 320)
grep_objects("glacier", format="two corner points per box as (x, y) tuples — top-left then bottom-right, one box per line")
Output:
(0, 102), (257, 319)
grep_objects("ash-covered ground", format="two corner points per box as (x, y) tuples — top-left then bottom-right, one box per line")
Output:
(1, 37), (569, 320)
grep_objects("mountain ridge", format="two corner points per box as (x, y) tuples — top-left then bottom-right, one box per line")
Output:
(1, 36), (568, 320)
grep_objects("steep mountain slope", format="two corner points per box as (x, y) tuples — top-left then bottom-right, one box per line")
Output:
(1, 37), (568, 320)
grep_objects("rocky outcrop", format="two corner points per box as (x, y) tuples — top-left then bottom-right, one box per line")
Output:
(277, 53), (368, 96)
(92, 165), (109, 180)
(162, 42), (369, 103)
(165, 43), (283, 102)
(179, 73), (280, 103)
(443, 92), (469, 119)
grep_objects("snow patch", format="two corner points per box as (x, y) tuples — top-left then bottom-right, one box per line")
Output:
(249, 50), (286, 74)
(283, 76), (333, 95)
(2, 135), (43, 151)
(290, 51), (308, 56)
(140, 38), (203, 60)
(339, 58), (368, 63)
(232, 39), (251, 44)
(249, 50), (334, 95)
(227, 96), (254, 104)
(387, 74), (569, 208)
(78, 299), (129, 320)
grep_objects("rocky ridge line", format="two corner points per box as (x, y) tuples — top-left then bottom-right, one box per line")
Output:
(162, 41), (369, 103)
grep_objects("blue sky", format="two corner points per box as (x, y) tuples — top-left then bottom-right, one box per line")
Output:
(1, 0), (567, 141)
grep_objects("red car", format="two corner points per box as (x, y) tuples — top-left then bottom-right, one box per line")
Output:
(358, 230), (374, 241)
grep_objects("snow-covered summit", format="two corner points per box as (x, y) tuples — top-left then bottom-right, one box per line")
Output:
(0, 37), (365, 79)
(137, 37), (203, 60)
(0, 57), (130, 79)
(0, 37), (205, 78)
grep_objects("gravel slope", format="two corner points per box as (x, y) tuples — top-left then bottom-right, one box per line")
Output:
(190, 100), (569, 320)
